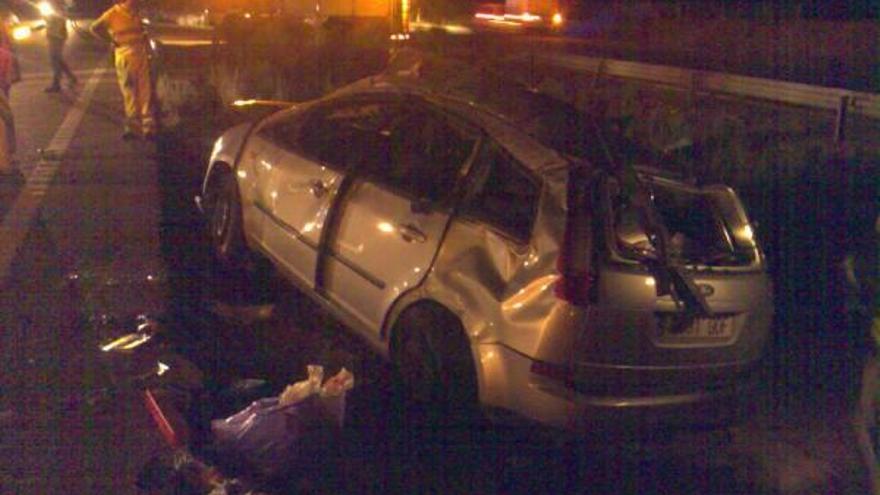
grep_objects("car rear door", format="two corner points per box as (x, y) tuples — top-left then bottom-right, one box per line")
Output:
(322, 101), (480, 333)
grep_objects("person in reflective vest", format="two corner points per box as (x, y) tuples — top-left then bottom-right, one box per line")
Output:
(0, 93), (15, 180)
(0, 17), (19, 99)
(0, 22), (18, 180)
(89, 0), (156, 140)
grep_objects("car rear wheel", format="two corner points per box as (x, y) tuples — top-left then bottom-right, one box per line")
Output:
(206, 170), (246, 268)
(392, 305), (480, 427)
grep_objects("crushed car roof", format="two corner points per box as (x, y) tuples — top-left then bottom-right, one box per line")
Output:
(343, 48), (671, 176)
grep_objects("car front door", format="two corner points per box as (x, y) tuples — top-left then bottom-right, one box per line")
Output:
(234, 126), (282, 245)
(323, 103), (479, 334)
(255, 99), (392, 287)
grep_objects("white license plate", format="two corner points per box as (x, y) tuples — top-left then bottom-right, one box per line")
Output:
(657, 316), (736, 341)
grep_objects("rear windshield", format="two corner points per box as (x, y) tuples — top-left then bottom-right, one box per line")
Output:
(607, 178), (758, 267)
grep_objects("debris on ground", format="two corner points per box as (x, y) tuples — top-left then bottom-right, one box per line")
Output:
(211, 365), (354, 478)
(138, 364), (354, 494)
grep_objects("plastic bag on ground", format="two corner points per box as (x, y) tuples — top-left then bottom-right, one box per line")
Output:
(210, 396), (325, 477)
(318, 367), (354, 428)
(278, 365), (323, 406)
(209, 365), (354, 478)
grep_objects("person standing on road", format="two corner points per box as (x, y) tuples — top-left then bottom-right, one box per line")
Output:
(89, 0), (157, 140)
(44, 0), (78, 93)
(0, 92), (15, 180)
(0, 19), (19, 179)
(0, 17), (19, 98)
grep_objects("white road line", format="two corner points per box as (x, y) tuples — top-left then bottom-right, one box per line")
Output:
(0, 67), (105, 283)
(17, 68), (114, 80)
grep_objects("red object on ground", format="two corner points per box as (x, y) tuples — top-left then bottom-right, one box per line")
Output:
(144, 388), (184, 449)
(142, 389), (229, 490)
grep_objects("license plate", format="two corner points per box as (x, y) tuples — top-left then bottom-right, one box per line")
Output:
(688, 317), (735, 339)
(656, 315), (736, 342)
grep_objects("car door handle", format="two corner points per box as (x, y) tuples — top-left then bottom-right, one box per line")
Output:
(398, 223), (427, 243)
(309, 179), (328, 198)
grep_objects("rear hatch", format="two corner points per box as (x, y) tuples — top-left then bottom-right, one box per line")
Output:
(563, 170), (772, 397)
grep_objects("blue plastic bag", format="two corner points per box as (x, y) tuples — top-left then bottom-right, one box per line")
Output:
(211, 395), (324, 477)
(209, 366), (353, 477)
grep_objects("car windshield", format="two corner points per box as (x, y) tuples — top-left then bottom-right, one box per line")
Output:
(608, 177), (757, 267)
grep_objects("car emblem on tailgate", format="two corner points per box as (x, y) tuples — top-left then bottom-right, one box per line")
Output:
(697, 284), (715, 297)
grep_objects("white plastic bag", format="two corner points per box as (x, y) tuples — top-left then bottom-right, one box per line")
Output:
(277, 365), (354, 425)
(320, 367), (355, 398)
(278, 365), (323, 406)
(318, 367), (354, 427)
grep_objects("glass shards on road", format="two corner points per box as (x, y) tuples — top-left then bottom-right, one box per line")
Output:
(100, 314), (162, 352)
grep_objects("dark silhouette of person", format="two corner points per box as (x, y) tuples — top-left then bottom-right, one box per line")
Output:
(770, 150), (878, 476)
(44, 0), (78, 93)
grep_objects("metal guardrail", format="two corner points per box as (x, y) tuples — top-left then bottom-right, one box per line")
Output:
(535, 52), (880, 121)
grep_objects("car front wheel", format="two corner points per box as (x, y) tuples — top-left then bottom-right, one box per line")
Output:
(206, 170), (246, 268)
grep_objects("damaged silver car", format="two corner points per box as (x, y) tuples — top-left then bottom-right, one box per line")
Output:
(198, 56), (772, 432)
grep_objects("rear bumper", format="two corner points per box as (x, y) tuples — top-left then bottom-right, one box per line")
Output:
(476, 343), (758, 433)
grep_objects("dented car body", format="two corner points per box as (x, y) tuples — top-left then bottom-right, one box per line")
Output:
(199, 70), (772, 431)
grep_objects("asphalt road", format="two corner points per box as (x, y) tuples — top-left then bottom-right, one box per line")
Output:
(0, 29), (876, 494)
(0, 35), (169, 493)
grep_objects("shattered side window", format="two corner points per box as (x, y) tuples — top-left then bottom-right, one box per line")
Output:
(461, 141), (540, 243)
(297, 101), (394, 171)
(377, 108), (476, 203)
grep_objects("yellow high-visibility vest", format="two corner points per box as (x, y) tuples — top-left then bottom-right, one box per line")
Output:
(92, 4), (145, 47)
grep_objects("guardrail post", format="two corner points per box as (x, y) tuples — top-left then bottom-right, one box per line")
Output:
(835, 95), (853, 144)
(591, 58), (606, 91)
(689, 70), (706, 106)
(528, 42), (536, 90)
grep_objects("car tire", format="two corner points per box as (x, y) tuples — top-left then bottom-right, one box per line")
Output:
(205, 170), (247, 268)
(392, 305), (480, 427)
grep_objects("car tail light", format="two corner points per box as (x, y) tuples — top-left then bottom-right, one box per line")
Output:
(554, 258), (593, 306)
(555, 169), (596, 306)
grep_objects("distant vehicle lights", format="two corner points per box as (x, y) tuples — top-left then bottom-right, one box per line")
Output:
(12, 24), (31, 40)
(37, 1), (55, 18)
(475, 12), (543, 24)
(474, 11), (563, 28)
